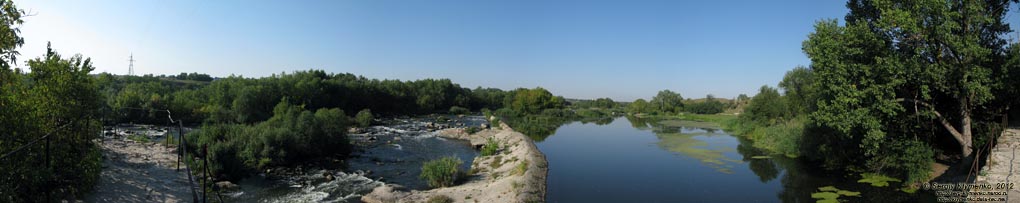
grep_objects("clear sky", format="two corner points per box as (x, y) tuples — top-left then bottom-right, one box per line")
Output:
(14, 1), (1020, 101)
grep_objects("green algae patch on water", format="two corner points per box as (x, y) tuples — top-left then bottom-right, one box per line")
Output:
(812, 186), (860, 203)
(654, 132), (741, 174)
(900, 186), (918, 194)
(857, 173), (901, 187)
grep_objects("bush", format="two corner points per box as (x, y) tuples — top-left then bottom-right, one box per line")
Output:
(481, 137), (500, 156)
(449, 106), (470, 115)
(869, 139), (934, 184)
(189, 101), (351, 180)
(465, 126), (481, 134)
(753, 119), (804, 157)
(427, 195), (454, 203)
(420, 156), (463, 188)
(355, 109), (373, 127)
(686, 100), (725, 114)
(128, 133), (151, 143)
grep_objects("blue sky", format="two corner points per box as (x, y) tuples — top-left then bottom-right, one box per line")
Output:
(15, 1), (1020, 101)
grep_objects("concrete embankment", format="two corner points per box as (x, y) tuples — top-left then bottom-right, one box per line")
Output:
(362, 121), (548, 203)
(972, 128), (1019, 201)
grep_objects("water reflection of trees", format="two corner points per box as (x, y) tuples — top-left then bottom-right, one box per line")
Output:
(626, 116), (743, 173)
(507, 115), (615, 141)
(734, 137), (920, 202)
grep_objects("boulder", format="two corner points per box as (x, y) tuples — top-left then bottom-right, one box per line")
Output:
(215, 181), (239, 190)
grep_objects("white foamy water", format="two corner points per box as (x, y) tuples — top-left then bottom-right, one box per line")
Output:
(231, 170), (382, 203)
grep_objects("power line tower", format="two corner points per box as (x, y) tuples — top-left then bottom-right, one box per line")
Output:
(128, 53), (135, 76)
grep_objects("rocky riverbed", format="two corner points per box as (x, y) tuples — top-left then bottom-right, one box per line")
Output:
(361, 121), (548, 203)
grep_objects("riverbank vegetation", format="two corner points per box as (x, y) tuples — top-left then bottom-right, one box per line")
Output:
(725, 0), (1020, 186)
(0, 0), (105, 200)
(420, 156), (465, 188)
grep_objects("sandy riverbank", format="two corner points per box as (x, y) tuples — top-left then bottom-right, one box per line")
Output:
(361, 121), (548, 203)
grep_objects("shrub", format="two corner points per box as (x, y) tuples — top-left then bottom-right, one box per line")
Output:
(355, 109), (373, 127)
(449, 106), (470, 115)
(427, 195), (454, 203)
(128, 133), (151, 143)
(420, 156), (463, 188)
(748, 118), (804, 157)
(480, 137), (500, 156)
(188, 101), (351, 180)
(465, 126), (481, 134)
(870, 139), (934, 184)
(686, 100), (725, 114)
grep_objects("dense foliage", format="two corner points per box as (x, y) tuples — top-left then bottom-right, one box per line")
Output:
(355, 109), (374, 127)
(186, 101), (351, 180)
(649, 90), (684, 114)
(0, 1), (104, 200)
(685, 95), (726, 114)
(730, 0), (1020, 185)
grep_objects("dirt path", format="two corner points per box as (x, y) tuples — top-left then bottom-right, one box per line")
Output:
(973, 128), (1020, 202)
(84, 138), (193, 203)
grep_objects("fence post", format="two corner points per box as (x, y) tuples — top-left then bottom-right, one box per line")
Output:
(177, 121), (182, 171)
(45, 135), (51, 203)
(203, 144), (208, 203)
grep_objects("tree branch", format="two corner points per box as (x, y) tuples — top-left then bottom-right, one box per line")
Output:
(894, 98), (965, 143)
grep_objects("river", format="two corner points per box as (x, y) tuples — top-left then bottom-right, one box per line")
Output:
(224, 115), (932, 202)
(536, 116), (931, 203)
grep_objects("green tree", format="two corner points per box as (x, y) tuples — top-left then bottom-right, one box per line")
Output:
(805, 0), (1018, 162)
(355, 109), (373, 127)
(628, 99), (650, 114)
(744, 86), (787, 124)
(649, 90), (684, 114)
(508, 87), (564, 114)
(1, 42), (104, 201)
(778, 66), (816, 116)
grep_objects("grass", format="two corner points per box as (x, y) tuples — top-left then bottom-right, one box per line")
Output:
(489, 155), (504, 169)
(480, 137), (500, 156)
(514, 161), (528, 176)
(725, 116), (805, 158)
(427, 195), (454, 203)
(127, 133), (151, 143)
(633, 113), (737, 128)
(465, 126), (481, 134)
(420, 156), (464, 188)
(512, 181), (524, 192)
(675, 113), (737, 124)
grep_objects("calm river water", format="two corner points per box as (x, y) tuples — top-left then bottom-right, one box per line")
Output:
(536, 116), (929, 203)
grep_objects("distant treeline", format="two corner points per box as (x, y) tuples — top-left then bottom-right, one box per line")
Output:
(98, 71), (514, 125)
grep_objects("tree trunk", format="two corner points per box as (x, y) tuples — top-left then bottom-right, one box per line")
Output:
(896, 98), (973, 160)
(960, 117), (973, 158)
(960, 97), (972, 159)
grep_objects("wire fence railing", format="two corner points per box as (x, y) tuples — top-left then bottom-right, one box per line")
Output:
(1, 106), (224, 202)
(0, 123), (72, 202)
